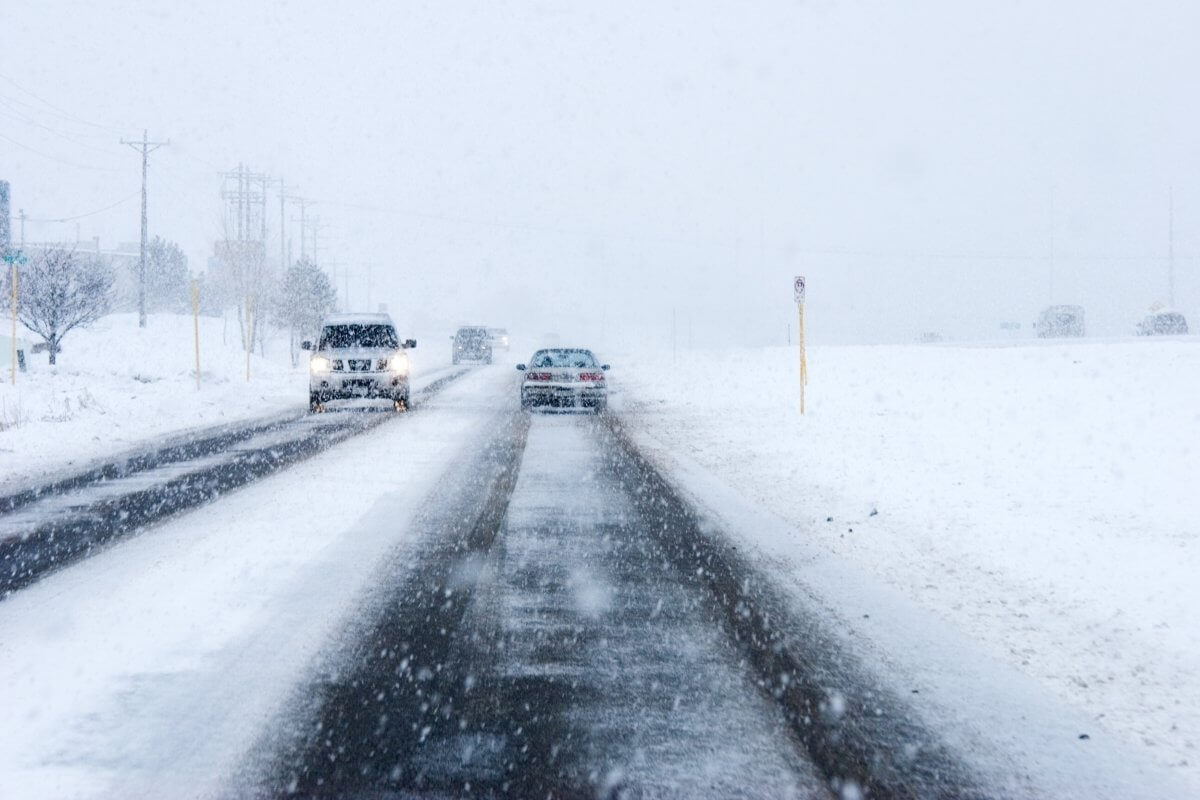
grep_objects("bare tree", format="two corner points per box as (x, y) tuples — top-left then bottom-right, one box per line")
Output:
(6, 247), (114, 365)
(211, 220), (270, 352)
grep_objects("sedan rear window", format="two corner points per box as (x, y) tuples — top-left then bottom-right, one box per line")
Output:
(319, 325), (399, 350)
(531, 349), (597, 368)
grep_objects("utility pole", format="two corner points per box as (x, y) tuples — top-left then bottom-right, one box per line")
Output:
(18, 209), (26, 248)
(122, 130), (169, 328)
(1048, 185), (1056, 304)
(310, 216), (325, 262)
(260, 174), (268, 248)
(277, 179), (287, 270)
(292, 197), (311, 260)
(236, 163), (244, 242)
(219, 164), (268, 353)
(1168, 185), (1175, 308)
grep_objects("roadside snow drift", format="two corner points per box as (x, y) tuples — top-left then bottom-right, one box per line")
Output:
(618, 337), (1200, 795)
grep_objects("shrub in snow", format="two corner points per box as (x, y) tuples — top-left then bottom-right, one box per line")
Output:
(144, 236), (190, 313)
(272, 258), (338, 365)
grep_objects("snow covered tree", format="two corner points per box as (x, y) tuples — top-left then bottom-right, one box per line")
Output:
(144, 236), (189, 313)
(7, 247), (114, 365)
(275, 258), (337, 365)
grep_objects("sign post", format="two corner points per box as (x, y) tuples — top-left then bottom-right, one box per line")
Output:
(10, 262), (16, 386)
(793, 275), (807, 414)
(4, 250), (28, 386)
(191, 279), (201, 390)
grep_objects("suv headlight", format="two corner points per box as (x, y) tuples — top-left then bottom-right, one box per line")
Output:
(389, 356), (409, 376)
(310, 356), (331, 374)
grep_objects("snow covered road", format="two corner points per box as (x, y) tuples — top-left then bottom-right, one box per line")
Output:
(249, 414), (833, 799)
(0, 358), (1188, 799)
(0, 366), (467, 594)
(0, 366), (509, 799)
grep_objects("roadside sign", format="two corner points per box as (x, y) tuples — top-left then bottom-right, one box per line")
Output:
(793, 275), (806, 304)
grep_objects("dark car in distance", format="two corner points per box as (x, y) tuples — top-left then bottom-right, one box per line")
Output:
(1135, 311), (1188, 336)
(452, 326), (493, 364)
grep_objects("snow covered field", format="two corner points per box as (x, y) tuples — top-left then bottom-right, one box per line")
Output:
(0, 313), (303, 491)
(0, 313), (444, 492)
(618, 336), (1200, 792)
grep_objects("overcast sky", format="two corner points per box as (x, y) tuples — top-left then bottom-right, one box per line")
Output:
(3, 0), (1198, 346)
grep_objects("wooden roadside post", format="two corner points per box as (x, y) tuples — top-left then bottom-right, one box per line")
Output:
(794, 275), (807, 414)
(191, 279), (201, 390)
(245, 296), (253, 383)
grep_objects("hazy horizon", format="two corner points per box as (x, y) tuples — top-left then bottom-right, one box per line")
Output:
(3, 0), (1198, 346)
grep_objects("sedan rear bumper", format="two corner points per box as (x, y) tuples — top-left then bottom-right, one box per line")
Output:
(521, 384), (607, 407)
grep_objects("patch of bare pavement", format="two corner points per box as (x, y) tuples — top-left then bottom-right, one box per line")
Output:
(241, 411), (988, 799)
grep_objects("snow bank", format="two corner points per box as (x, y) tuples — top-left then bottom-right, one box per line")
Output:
(0, 312), (440, 492)
(618, 337), (1200, 792)
(0, 313), (305, 490)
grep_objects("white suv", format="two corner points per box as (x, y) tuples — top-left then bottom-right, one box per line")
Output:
(302, 313), (417, 412)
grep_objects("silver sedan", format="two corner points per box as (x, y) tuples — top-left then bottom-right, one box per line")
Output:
(516, 348), (609, 411)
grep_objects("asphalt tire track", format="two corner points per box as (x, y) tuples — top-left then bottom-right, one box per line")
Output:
(601, 416), (991, 799)
(245, 409), (531, 798)
(244, 409), (991, 799)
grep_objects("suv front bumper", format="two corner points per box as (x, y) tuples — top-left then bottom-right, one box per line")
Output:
(311, 374), (408, 400)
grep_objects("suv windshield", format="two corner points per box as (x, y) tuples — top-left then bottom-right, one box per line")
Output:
(319, 325), (398, 350)
(531, 349), (597, 368)
(456, 329), (487, 342)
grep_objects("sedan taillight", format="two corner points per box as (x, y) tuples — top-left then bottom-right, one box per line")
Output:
(526, 372), (552, 381)
(578, 372), (604, 381)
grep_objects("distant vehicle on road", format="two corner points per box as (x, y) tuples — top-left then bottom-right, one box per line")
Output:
(1035, 305), (1085, 338)
(1135, 310), (1188, 336)
(517, 348), (609, 411)
(487, 327), (510, 350)
(303, 313), (416, 413)
(452, 326), (493, 364)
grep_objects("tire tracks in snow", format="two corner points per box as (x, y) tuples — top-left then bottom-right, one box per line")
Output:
(0, 367), (470, 597)
(247, 410), (988, 798)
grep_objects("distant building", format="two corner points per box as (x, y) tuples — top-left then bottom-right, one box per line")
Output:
(20, 238), (141, 310)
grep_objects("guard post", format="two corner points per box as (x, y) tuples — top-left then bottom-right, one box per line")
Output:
(793, 275), (807, 414)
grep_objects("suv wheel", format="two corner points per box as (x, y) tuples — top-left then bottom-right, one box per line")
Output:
(309, 392), (323, 413)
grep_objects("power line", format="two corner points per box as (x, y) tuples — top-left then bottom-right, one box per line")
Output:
(0, 130), (123, 172)
(319, 197), (1198, 263)
(0, 95), (123, 157)
(0, 72), (127, 134)
(24, 192), (141, 223)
